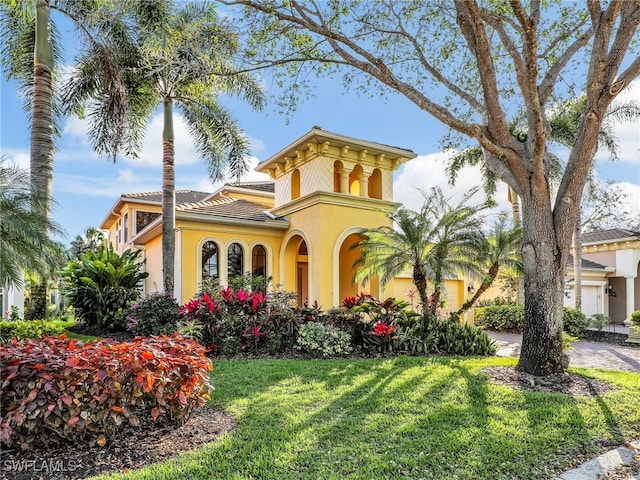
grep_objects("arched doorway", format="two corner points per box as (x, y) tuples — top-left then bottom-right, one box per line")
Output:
(283, 234), (309, 307)
(336, 231), (380, 304)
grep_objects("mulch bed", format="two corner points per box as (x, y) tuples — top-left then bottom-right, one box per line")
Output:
(0, 407), (236, 480)
(481, 366), (617, 396)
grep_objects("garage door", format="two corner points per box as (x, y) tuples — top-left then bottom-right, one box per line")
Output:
(564, 285), (600, 317)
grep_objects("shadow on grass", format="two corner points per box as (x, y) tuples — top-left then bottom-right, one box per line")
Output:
(101, 357), (640, 480)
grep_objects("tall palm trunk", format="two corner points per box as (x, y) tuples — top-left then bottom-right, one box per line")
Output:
(161, 96), (175, 294)
(27, 0), (54, 319)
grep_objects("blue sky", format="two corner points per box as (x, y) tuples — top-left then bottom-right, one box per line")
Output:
(1, 20), (639, 244)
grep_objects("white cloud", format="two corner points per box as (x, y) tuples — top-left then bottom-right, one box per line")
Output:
(3, 149), (30, 170)
(56, 169), (158, 198)
(393, 151), (512, 220)
(248, 136), (266, 154)
(616, 181), (640, 212)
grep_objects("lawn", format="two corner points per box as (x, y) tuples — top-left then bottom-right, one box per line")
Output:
(95, 356), (640, 480)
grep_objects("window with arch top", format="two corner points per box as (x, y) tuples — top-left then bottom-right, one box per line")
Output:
(202, 241), (219, 282)
(291, 169), (301, 200)
(252, 245), (267, 276)
(228, 243), (244, 278)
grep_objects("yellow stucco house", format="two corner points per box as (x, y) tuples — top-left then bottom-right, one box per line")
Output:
(100, 127), (469, 312)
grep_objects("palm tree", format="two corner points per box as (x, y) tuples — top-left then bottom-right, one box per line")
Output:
(353, 187), (488, 314)
(69, 227), (106, 259)
(63, 2), (265, 294)
(1, 0), (153, 311)
(0, 159), (65, 289)
(455, 214), (522, 315)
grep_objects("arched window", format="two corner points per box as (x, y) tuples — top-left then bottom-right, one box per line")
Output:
(349, 164), (363, 195)
(202, 241), (219, 282)
(291, 169), (301, 200)
(368, 168), (383, 199)
(228, 243), (244, 278)
(252, 245), (267, 277)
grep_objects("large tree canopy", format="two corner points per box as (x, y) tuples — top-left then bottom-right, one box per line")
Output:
(222, 0), (640, 375)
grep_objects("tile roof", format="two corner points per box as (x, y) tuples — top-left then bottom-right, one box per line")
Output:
(122, 190), (211, 205)
(582, 229), (640, 244)
(567, 255), (610, 270)
(176, 197), (286, 223)
(227, 181), (275, 193)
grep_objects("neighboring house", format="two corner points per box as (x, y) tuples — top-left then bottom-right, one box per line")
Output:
(565, 229), (640, 325)
(1, 283), (25, 318)
(99, 127), (470, 312)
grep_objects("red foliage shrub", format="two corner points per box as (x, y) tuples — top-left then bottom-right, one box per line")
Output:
(0, 334), (213, 450)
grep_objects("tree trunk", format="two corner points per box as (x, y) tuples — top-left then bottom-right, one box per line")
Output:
(516, 192), (566, 375)
(573, 207), (582, 310)
(30, 0), (55, 318)
(412, 265), (429, 313)
(455, 263), (499, 315)
(162, 97), (175, 294)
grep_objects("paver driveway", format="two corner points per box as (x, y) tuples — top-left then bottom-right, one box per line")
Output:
(487, 331), (640, 373)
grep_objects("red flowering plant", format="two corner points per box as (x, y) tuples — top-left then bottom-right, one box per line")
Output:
(353, 296), (419, 352)
(217, 287), (269, 352)
(178, 290), (221, 352)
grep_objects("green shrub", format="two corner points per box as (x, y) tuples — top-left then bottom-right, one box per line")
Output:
(221, 335), (242, 355)
(0, 319), (65, 341)
(0, 334), (212, 449)
(61, 245), (148, 331)
(295, 322), (352, 357)
(434, 319), (497, 355)
(126, 292), (180, 336)
(562, 307), (588, 338)
(588, 313), (610, 331)
(473, 306), (524, 330)
(631, 310), (640, 328)
(474, 305), (589, 337)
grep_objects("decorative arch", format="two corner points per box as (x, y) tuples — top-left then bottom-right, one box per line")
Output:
(332, 226), (381, 305)
(349, 164), (363, 195)
(291, 169), (301, 200)
(368, 168), (383, 199)
(280, 229), (314, 306)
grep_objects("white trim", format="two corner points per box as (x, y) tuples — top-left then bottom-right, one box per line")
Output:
(174, 228), (182, 301)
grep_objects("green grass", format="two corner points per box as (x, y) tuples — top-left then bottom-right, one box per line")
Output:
(95, 356), (640, 480)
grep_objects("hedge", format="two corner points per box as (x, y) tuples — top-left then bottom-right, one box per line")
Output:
(474, 305), (588, 337)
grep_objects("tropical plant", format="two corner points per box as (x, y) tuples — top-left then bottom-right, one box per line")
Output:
(353, 187), (487, 314)
(0, 0), (154, 313)
(223, 0), (640, 375)
(588, 313), (611, 332)
(68, 227), (106, 259)
(455, 214), (522, 315)
(62, 1), (265, 294)
(295, 322), (352, 357)
(126, 291), (180, 336)
(60, 244), (148, 331)
(0, 159), (66, 289)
